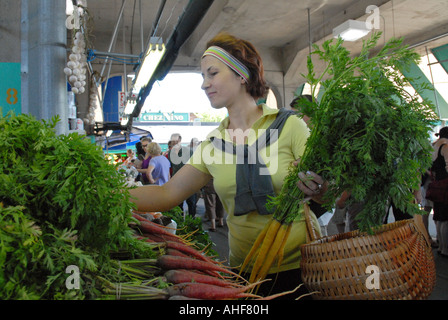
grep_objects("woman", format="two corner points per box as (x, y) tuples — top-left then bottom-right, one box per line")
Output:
(129, 32), (326, 298)
(123, 149), (136, 167)
(430, 126), (448, 257)
(146, 142), (171, 186)
(202, 178), (225, 231)
(133, 137), (152, 184)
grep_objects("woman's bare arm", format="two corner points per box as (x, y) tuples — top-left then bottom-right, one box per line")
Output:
(146, 165), (155, 184)
(129, 164), (211, 212)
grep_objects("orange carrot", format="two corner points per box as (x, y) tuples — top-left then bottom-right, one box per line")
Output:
(134, 235), (156, 243)
(157, 255), (241, 278)
(135, 219), (183, 239)
(167, 282), (261, 300)
(166, 248), (191, 258)
(164, 241), (220, 265)
(140, 232), (185, 244)
(164, 269), (243, 288)
(168, 295), (202, 300)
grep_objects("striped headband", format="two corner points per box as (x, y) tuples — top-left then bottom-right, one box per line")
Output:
(202, 46), (250, 82)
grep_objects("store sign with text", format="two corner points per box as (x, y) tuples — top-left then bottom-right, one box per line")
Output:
(0, 63), (21, 116)
(136, 112), (190, 122)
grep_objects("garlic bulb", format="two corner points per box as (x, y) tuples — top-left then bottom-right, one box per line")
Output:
(67, 61), (76, 69)
(69, 53), (78, 61)
(64, 67), (72, 75)
(69, 75), (78, 83)
(65, 31), (88, 95)
(72, 68), (81, 76)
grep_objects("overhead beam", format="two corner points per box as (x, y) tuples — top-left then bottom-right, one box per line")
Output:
(174, 0), (247, 71)
(127, 0), (215, 128)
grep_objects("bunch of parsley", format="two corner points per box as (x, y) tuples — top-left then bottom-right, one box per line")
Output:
(274, 32), (438, 232)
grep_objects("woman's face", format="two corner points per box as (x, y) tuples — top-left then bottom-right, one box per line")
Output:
(141, 141), (149, 154)
(200, 55), (245, 109)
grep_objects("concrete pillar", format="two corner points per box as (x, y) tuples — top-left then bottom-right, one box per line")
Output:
(21, 0), (68, 135)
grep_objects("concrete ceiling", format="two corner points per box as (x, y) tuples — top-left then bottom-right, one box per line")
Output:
(80, 0), (448, 109)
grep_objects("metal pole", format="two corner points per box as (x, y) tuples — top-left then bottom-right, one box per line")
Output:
(23, 0), (67, 135)
(140, 0), (144, 53)
(93, 51), (140, 59)
(123, 22), (128, 101)
(99, 0), (127, 79)
(144, 0), (167, 55)
(425, 46), (441, 118)
(101, 41), (116, 112)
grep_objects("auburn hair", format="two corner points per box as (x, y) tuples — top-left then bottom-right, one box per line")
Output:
(206, 32), (269, 100)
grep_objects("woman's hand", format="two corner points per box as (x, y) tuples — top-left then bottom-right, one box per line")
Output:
(294, 165), (328, 204)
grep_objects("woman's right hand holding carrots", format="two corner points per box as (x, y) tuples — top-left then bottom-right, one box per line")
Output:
(293, 159), (329, 204)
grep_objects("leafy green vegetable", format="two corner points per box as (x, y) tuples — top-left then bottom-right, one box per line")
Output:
(270, 32), (437, 232)
(0, 111), (216, 299)
(163, 206), (217, 257)
(0, 112), (153, 299)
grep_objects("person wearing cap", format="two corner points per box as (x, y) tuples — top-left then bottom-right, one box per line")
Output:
(431, 126), (448, 257)
(129, 32), (327, 298)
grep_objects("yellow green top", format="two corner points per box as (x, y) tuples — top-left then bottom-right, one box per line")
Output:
(187, 104), (321, 273)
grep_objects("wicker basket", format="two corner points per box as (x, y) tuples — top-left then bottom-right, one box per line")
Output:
(300, 203), (436, 300)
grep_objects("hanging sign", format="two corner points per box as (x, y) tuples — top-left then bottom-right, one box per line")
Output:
(136, 112), (190, 122)
(118, 91), (126, 113)
(0, 63), (21, 116)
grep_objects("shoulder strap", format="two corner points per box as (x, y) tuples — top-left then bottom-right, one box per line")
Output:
(257, 108), (295, 149)
(210, 108), (295, 153)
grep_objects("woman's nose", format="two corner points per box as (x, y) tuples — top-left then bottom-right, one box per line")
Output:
(201, 77), (209, 90)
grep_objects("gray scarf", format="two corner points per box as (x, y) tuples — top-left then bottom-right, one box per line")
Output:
(210, 108), (295, 216)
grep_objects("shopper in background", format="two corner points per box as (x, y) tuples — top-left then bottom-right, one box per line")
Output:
(123, 149), (136, 167)
(430, 126), (448, 257)
(163, 140), (175, 157)
(421, 167), (438, 247)
(132, 137), (152, 185)
(135, 134), (153, 161)
(190, 137), (200, 150)
(168, 133), (197, 216)
(167, 133), (189, 175)
(331, 190), (364, 232)
(129, 32), (327, 299)
(289, 94), (312, 126)
(163, 140), (175, 176)
(202, 179), (225, 231)
(146, 142), (171, 186)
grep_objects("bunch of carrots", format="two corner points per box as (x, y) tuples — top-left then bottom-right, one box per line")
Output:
(100, 212), (295, 300)
(239, 165), (311, 283)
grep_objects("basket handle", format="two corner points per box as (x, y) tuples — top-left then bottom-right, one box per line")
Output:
(413, 213), (432, 248)
(303, 202), (319, 242)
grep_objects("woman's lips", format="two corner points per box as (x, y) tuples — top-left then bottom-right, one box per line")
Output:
(207, 92), (216, 99)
